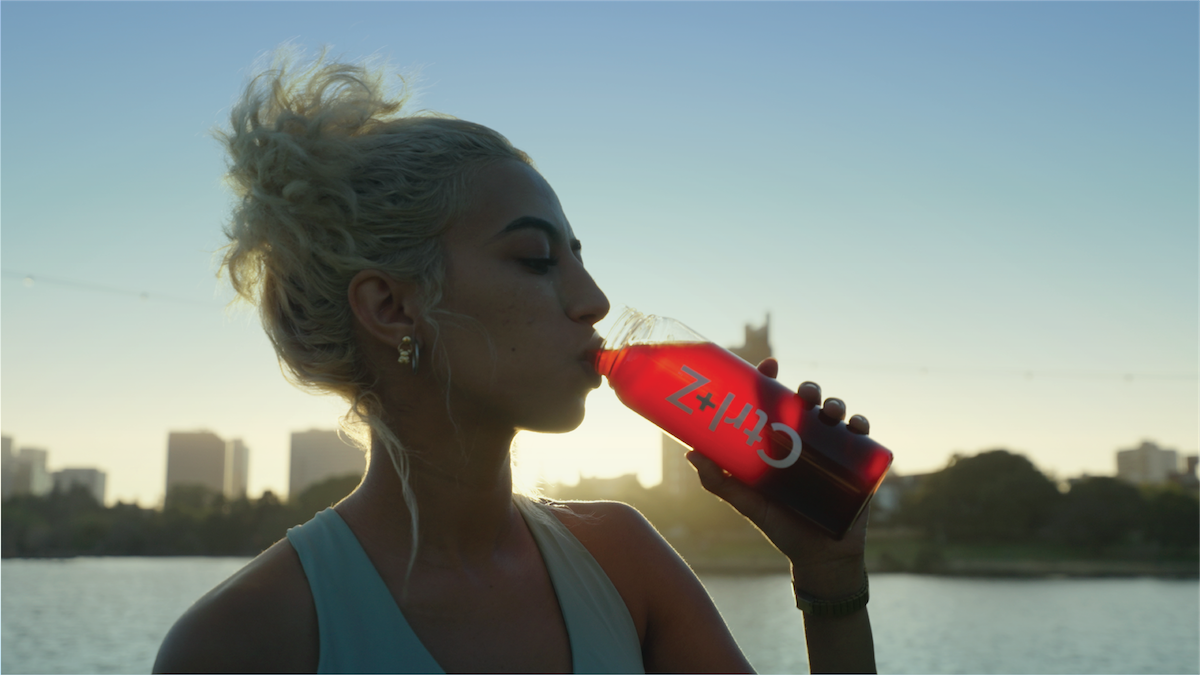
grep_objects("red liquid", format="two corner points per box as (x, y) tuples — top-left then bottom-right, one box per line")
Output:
(596, 342), (893, 539)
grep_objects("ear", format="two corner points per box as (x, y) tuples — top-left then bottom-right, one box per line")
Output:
(348, 270), (422, 349)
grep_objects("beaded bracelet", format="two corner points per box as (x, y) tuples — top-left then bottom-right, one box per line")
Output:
(794, 571), (870, 618)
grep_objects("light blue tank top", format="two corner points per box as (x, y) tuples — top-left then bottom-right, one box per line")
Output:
(285, 497), (644, 674)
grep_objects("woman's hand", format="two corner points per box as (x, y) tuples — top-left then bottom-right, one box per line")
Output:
(685, 357), (869, 599)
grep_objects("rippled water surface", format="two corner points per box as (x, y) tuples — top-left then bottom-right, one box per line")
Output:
(3, 558), (247, 675)
(3, 558), (1197, 674)
(701, 572), (1199, 674)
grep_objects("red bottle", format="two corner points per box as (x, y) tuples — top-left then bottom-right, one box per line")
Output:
(593, 310), (893, 539)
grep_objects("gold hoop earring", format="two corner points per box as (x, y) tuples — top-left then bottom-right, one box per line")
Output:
(397, 336), (420, 372)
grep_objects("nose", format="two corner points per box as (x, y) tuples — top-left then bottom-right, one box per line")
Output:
(567, 263), (610, 327)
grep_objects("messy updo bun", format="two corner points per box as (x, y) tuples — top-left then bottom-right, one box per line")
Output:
(216, 47), (532, 550)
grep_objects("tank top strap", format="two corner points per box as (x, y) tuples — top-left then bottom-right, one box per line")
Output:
(514, 496), (645, 674)
(286, 509), (444, 674)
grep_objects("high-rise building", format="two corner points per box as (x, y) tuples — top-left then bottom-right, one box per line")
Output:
(165, 431), (227, 495)
(2, 435), (13, 500)
(661, 316), (772, 496)
(729, 315), (772, 367)
(4, 438), (107, 502)
(1116, 440), (1179, 485)
(224, 438), (250, 499)
(11, 447), (52, 497)
(52, 468), (107, 504)
(660, 435), (692, 497)
(289, 429), (365, 500)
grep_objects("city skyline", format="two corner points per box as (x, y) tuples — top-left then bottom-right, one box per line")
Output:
(2, 437), (108, 504)
(2, 3), (1196, 506)
(2, 423), (1194, 508)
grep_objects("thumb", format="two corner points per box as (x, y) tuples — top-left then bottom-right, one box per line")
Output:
(686, 451), (770, 526)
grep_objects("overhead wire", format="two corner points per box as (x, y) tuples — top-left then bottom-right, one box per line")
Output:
(2, 269), (221, 308)
(4, 269), (1196, 383)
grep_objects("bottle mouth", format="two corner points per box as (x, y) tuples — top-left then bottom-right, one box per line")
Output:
(590, 348), (618, 377)
(593, 308), (707, 377)
(604, 308), (706, 349)
(603, 308), (652, 352)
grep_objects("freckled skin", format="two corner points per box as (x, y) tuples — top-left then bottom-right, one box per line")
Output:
(426, 161), (610, 435)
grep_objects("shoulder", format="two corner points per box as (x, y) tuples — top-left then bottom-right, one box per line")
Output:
(545, 498), (689, 583)
(545, 499), (753, 673)
(545, 500), (677, 598)
(153, 537), (318, 673)
(538, 500), (668, 622)
(547, 498), (657, 545)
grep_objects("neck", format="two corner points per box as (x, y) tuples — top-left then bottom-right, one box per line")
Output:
(338, 420), (524, 568)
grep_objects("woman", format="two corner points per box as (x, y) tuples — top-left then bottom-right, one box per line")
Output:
(154, 50), (876, 674)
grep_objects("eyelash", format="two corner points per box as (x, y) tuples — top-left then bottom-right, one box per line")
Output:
(520, 257), (560, 274)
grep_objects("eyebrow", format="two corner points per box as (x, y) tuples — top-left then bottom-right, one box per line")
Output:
(493, 216), (582, 252)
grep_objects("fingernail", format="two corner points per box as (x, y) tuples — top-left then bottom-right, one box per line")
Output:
(848, 414), (870, 435)
(821, 397), (846, 422)
(799, 381), (821, 408)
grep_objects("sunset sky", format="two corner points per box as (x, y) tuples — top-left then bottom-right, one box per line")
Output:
(2, 2), (1196, 506)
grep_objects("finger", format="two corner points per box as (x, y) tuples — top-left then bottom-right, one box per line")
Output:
(848, 414), (870, 435)
(821, 397), (847, 422)
(756, 358), (779, 379)
(685, 451), (769, 524)
(798, 381), (821, 408)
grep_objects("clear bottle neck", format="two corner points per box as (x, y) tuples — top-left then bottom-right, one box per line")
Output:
(596, 308), (708, 377)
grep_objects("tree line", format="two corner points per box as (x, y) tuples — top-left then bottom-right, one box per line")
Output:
(3, 449), (1196, 559)
(890, 449), (1198, 553)
(551, 450), (1198, 561)
(1, 474), (362, 558)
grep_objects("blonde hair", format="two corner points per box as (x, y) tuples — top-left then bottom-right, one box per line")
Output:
(216, 47), (534, 569)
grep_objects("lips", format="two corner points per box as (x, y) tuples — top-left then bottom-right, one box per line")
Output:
(583, 333), (605, 354)
(578, 338), (605, 387)
(578, 360), (603, 389)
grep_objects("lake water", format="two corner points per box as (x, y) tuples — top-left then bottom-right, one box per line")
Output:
(2, 557), (1197, 674)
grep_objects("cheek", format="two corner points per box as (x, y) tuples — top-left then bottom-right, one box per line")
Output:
(436, 266), (561, 367)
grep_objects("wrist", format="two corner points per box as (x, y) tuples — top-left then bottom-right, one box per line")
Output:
(794, 568), (869, 619)
(791, 558), (865, 599)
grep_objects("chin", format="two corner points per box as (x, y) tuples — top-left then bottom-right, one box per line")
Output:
(520, 400), (588, 434)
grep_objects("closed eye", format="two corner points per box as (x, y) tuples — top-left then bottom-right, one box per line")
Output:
(521, 257), (560, 274)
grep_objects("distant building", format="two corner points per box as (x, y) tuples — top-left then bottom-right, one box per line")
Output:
(871, 471), (932, 524)
(166, 431), (227, 495)
(872, 472), (905, 515)
(53, 468), (107, 504)
(729, 315), (772, 367)
(661, 316), (772, 497)
(4, 437), (108, 503)
(660, 435), (692, 497)
(572, 473), (644, 500)
(10, 447), (52, 497)
(224, 438), (250, 499)
(288, 429), (365, 500)
(1117, 441), (1179, 486)
(1168, 455), (1200, 493)
(2, 435), (13, 499)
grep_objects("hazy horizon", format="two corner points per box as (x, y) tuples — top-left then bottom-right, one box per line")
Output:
(2, 2), (1196, 506)
(1, 309), (1193, 507)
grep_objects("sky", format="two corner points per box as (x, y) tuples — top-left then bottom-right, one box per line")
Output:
(2, 1), (1196, 507)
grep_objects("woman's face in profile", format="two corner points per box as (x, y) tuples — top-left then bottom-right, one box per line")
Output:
(431, 160), (611, 434)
